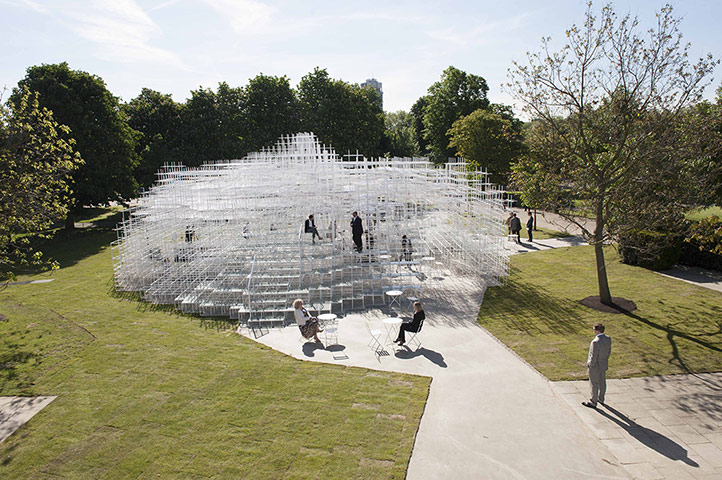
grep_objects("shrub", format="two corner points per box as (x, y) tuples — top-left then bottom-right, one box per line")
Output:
(680, 216), (722, 271)
(619, 230), (682, 271)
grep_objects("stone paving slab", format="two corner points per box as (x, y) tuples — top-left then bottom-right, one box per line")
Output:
(551, 374), (722, 480)
(0, 396), (56, 443)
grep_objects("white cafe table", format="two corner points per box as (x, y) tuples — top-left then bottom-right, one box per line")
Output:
(382, 317), (403, 345)
(318, 313), (337, 324)
(385, 289), (403, 307)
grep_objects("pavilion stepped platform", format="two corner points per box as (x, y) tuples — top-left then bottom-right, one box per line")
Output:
(140, 244), (427, 328)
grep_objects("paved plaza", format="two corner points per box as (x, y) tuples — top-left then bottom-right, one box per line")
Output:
(239, 240), (722, 480)
(554, 375), (722, 480)
(240, 276), (631, 479)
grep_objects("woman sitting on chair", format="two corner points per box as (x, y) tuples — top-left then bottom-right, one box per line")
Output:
(395, 301), (425, 345)
(293, 298), (323, 342)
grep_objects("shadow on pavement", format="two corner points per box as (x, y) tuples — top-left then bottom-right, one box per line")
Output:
(395, 347), (447, 367)
(302, 341), (325, 357)
(598, 404), (699, 467)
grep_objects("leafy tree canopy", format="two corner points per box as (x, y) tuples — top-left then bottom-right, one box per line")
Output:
(123, 88), (183, 189)
(1, 87), (82, 281)
(507, 2), (718, 305)
(422, 66), (489, 163)
(384, 110), (419, 158)
(179, 82), (245, 166)
(242, 74), (300, 152)
(448, 105), (525, 184)
(14, 62), (138, 211)
(298, 68), (384, 157)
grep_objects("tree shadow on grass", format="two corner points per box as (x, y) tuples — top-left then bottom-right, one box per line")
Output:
(621, 310), (722, 374)
(0, 348), (36, 393)
(481, 275), (582, 335)
(107, 287), (177, 314)
(597, 404), (699, 467)
(44, 228), (116, 270)
(107, 284), (235, 332)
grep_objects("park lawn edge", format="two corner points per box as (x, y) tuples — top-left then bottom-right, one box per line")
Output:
(0, 228), (430, 479)
(478, 245), (722, 381)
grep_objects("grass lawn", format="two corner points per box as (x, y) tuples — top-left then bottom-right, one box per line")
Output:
(75, 205), (125, 224)
(0, 229), (429, 479)
(686, 205), (722, 222)
(531, 227), (574, 240)
(479, 245), (722, 381)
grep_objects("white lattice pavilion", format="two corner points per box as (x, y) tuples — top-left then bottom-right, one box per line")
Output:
(112, 133), (509, 326)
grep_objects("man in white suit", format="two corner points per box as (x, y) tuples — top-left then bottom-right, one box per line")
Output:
(582, 323), (611, 408)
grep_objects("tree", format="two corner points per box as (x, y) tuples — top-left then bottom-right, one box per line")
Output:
(179, 83), (246, 166)
(14, 63), (138, 223)
(297, 68), (384, 157)
(448, 105), (525, 184)
(124, 88), (183, 189)
(686, 85), (722, 206)
(1, 87), (82, 281)
(384, 110), (419, 157)
(507, 3), (717, 305)
(422, 66), (490, 163)
(410, 96), (429, 156)
(242, 74), (300, 152)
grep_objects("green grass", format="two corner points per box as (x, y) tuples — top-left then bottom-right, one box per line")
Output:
(479, 245), (722, 381)
(531, 227), (574, 240)
(686, 206), (722, 222)
(75, 205), (125, 224)
(0, 229), (429, 479)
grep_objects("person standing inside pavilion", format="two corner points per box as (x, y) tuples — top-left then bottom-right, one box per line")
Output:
(351, 211), (363, 252)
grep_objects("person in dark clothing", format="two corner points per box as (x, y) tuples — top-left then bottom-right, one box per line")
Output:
(351, 211), (363, 252)
(526, 212), (534, 242)
(304, 214), (322, 243)
(401, 235), (413, 261)
(395, 302), (425, 345)
(509, 213), (522, 244)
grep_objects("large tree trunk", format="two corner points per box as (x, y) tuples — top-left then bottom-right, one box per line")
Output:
(594, 201), (612, 305)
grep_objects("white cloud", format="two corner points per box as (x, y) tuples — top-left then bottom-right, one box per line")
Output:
(61, 0), (183, 66)
(201, 0), (276, 33)
(0, 0), (49, 14)
(147, 0), (183, 13)
(425, 11), (533, 48)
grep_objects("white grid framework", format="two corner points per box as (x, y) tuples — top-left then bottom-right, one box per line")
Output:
(112, 133), (509, 326)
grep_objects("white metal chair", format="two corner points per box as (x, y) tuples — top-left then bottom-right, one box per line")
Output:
(366, 322), (386, 359)
(404, 317), (424, 351)
(322, 318), (339, 346)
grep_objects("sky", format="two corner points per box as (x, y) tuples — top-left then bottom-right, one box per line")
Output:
(1, 0), (720, 115)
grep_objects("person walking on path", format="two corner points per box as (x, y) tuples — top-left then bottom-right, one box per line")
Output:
(526, 212), (534, 242)
(582, 323), (611, 409)
(509, 213), (522, 244)
(351, 211), (363, 252)
(506, 211), (514, 235)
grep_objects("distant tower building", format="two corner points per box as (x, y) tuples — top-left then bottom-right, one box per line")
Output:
(361, 78), (383, 109)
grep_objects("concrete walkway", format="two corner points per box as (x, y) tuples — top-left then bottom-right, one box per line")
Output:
(657, 266), (722, 294)
(509, 207), (596, 237)
(241, 276), (630, 480)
